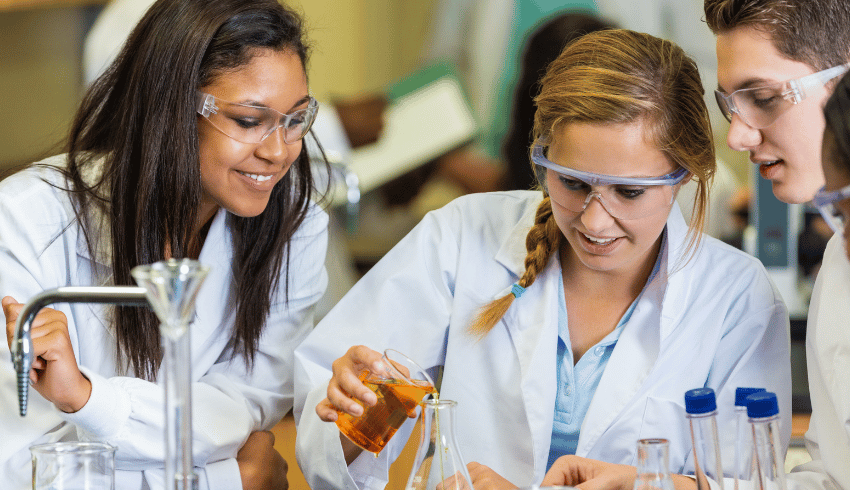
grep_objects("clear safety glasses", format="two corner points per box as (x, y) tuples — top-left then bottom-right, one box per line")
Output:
(531, 143), (689, 220)
(715, 63), (850, 129)
(196, 92), (319, 144)
(813, 183), (850, 233)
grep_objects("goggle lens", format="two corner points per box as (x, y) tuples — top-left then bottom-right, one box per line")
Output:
(197, 92), (318, 144)
(544, 170), (677, 220)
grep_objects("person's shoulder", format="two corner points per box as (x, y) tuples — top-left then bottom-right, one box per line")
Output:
(292, 200), (329, 239)
(821, 232), (850, 271)
(435, 189), (542, 221)
(0, 155), (70, 206)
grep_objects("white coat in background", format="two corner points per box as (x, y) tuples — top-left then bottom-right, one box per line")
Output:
(0, 156), (328, 490)
(788, 233), (850, 490)
(294, 190), (791, 490)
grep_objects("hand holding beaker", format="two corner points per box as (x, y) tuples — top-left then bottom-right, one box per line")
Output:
(318, 346), (436, 454)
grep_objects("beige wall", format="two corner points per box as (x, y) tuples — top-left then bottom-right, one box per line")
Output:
(0, 1), (437, 170)
(292, 0), (437, 100)
(0, 7), (88, 169)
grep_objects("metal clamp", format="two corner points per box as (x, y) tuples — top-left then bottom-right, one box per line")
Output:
(10, 286), (149, 416)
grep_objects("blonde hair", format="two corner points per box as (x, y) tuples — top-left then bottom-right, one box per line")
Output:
(469, 29), (715, 337)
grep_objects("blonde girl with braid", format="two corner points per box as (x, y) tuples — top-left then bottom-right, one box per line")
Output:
(293, 29), (791, 490)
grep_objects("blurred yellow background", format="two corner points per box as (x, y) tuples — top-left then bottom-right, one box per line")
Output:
(0, 0), (438, 170)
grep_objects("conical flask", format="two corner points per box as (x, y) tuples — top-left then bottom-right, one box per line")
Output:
(131, 259), (209, 490)
(633, 438), (674, 490)
(405, 399), (473, 490)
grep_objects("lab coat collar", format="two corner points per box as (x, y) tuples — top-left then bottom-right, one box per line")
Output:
(577, 204), (694, 458)
(492, 198), (542, 282)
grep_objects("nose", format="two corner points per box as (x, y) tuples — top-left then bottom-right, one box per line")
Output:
(725, 114), (762, 152)
(255, 125), (299, 165)
(580, 192), (616, 231)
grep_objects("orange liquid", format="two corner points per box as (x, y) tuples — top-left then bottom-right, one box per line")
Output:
(336, 373), (437, 454)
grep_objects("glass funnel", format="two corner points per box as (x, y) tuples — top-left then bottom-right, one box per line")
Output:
(405, 399), (473, 490)
(131, 259), (209, 490)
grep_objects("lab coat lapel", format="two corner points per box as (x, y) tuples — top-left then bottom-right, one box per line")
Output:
(190, 209), (233, 377)
(576, 205), (688, 456)
(493, 202), (560, 477)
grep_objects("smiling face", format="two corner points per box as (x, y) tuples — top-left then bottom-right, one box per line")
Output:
(716, 25), (830, 204)
(547, 121), (678, 279)
(197, 48), (309, 225)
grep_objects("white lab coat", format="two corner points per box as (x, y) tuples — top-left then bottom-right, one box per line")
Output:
(294, 190), (791, 490)
(788, 233), (850, 490)
(0, 155), (328, 490)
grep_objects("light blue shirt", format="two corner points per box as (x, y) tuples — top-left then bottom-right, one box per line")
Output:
(547, 232), (665, 469)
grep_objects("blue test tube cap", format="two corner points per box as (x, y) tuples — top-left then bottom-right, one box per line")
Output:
(746, 391), (779, 418)
(735, 387), (766, 407)
(685, 388), (716, 414)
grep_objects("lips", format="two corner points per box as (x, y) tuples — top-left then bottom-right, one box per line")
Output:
(238, 170), (273, 182)
(754, 159), (782, 180)
(578, 232), (621, 254)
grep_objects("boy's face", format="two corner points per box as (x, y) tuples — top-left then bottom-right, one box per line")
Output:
(716, 25), (830, 204)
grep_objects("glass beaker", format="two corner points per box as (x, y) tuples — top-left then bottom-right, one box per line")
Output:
(633, 438), (674, 490)
(335, 349), (436, 454)
(406, 399), (473, 490)
(31, 442), (116, 490)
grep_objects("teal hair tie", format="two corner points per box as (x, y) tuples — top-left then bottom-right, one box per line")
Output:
(511, 283), (526, 299)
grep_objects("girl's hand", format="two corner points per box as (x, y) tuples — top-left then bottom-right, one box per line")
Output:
(467, 462), (517, 490)
(237, 431), (288, 490)
(542, 455), (635, 490)
(3, 296), (91, 413)
(315, 345), (384, 422)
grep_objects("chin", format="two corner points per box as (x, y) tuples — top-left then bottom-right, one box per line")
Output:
(228, 202), (271, 219)
(771, 182), (815, 205)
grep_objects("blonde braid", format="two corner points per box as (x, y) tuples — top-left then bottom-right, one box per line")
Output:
(468, 198), (562, 337)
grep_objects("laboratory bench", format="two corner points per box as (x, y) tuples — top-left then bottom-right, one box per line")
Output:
(272, 411), (812, 490)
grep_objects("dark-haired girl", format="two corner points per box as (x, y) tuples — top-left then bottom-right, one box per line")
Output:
(0, 0), (326, 488)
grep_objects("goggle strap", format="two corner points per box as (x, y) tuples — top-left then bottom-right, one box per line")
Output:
(813, 183), (850, 207)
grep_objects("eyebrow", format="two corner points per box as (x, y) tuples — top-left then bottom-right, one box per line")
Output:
(717, 77), (781, 94)
(234, 94), (312, 112)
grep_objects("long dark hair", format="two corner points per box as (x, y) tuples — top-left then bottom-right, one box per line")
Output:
(824, 72), (850, 176)
(63, 0), (315, 379)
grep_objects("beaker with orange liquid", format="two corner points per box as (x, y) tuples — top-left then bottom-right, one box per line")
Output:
(335, 349), (436, 454)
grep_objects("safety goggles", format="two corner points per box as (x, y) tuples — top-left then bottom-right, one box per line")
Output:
(714, 63), (850, 129)
(813, 183), (850, 233)
(196, 92), (318, 144)
(531, 143), (688, 220)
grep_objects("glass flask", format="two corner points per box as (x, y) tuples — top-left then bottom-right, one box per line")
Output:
(633, 438), (674, 490)
(405, 399), (473, 490)
(336, 349), (436, 454)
